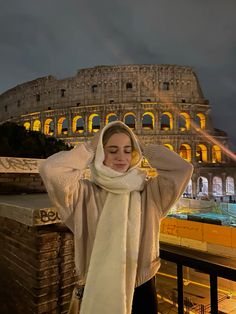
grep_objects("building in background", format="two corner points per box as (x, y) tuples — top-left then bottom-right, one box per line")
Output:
(0, 64), (235, 199)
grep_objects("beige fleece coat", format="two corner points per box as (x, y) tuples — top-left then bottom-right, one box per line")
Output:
(39, 142), (193, 287)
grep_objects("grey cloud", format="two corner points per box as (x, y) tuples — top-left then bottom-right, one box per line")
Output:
(0, 0), (235, 149)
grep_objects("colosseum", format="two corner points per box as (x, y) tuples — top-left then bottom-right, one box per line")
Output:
(0, 64), (235, 199)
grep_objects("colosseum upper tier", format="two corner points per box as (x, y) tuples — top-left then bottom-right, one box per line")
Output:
(0, 64), (235, 198)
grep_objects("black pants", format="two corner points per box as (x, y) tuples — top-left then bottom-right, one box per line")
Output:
(132, 277), (158, 314)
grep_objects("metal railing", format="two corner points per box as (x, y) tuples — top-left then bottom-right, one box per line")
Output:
(159, 243), (236, 313)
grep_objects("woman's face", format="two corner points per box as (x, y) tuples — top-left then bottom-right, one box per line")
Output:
(103, 132), (132, 173)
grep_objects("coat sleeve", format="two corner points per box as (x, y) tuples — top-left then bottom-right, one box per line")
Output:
(38, 143), (94, 225)
(143, 144), (194, 217)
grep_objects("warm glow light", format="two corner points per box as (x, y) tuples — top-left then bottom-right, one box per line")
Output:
(164, 144), (174, 151)
(88, 113), (100, 132)
(72, 115), (84, 133)
(161, 112), (173, 130)
(58, 117), (68, 135)
(212, 145), (221, 163)
(32, 119), (41, 131)
(196, 113), (206, 130)
(124, 112), (136, 129)
(161, 102), (236, 162)
(44, 118), (54, 135)
(194, 122), (236, 162)
(142, 112), (154, 129)
(106, 113), (118, 124)
(196, 144), (208, 162)
(180, 144), (192, 161)
(23, 122), (30, 130)
(179, 112), (190, 130)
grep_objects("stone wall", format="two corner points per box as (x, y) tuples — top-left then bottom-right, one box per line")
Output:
(0, 157), (45, 194)
(0, 218), (75, 314)
(0, 173), (45, 194)
(0, 194), (76, 314)
(0, 64), (206, 122)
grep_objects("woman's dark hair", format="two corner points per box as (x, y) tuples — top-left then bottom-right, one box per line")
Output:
(103, 125), (134, 149)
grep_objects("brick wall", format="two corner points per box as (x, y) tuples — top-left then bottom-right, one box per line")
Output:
(0, 173), (46, 194)
(0, 217), (76, 314)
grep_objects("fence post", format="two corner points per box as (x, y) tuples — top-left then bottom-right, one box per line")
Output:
(177, 263), (184, 314)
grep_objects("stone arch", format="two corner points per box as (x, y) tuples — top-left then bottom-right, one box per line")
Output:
(212, 145), (221, 163)
(124, 112), (136, 129)
(23, 121), (31, 131)
(197, 176), (208, 196)
(226, 176), (234, 195)
(195, 113), (206, 130)
(72, 115), (84, 133)
(106, 113), (118, 124)
(142, 112), (154, 129)
(164, 144), (174, 151)
(161, 112), (173, 130)
(44, 118), (54, 135)
(184, 179), (192, 197)
(88, 113), (100, 133)
(179, 144), (192, 162)
(196, 144), (207, 162)
(32, 119), (41, 132)
(212, 176), (223, 196)
(179, 112), (190, 131)
(58, 117), (68, 135)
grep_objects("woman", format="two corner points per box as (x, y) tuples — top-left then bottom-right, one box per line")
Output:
(39, 121), (193, 314)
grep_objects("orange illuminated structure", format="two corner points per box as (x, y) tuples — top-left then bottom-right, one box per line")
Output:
(0, 64), (235, 199)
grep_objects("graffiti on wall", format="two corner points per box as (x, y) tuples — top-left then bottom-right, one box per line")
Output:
(0, 157), (43, 173)
(39, 208), (61, 224)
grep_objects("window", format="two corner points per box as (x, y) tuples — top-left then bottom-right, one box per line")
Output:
(179, 112), (191, 131)
(197, 177), (208, 195)
(88, 114), (100, 133)
(142, 112), (154, 130)
(72, 116), (85, 133)
(36, 94), (40, 101)
(124, 113), (136, 129)
(57, 117), (68, 135)
(17, 100), (21, 108)
(61, 89), (66, 97)
(24, 122), (31, 131)
(179, 144), (191, 161)
(196, 144), (207, 162)
(44, 119), (54, 135)
(226, 177), (234, 195)
(195, 113), (206, 130)
(212, 176), (223, 196)
(33, 120), (41, 132)
(4, 105), (7, 112)
(92, 84), (98, 92)
(126, 82), (132, 90)
(212, 145), (221, 163)
(106, 114), (118, 124)
(161, 112), (173, 130)
(163, 82), (169, 90)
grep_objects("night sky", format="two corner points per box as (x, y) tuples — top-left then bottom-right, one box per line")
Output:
(0, 0), (235, 150)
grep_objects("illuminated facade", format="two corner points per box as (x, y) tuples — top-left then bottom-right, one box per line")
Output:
(0, 64), (235, 199)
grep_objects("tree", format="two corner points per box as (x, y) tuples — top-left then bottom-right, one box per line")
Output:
(0, 122), (71, 158)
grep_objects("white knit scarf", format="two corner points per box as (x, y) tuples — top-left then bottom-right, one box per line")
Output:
(80, 122), (146, 314)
